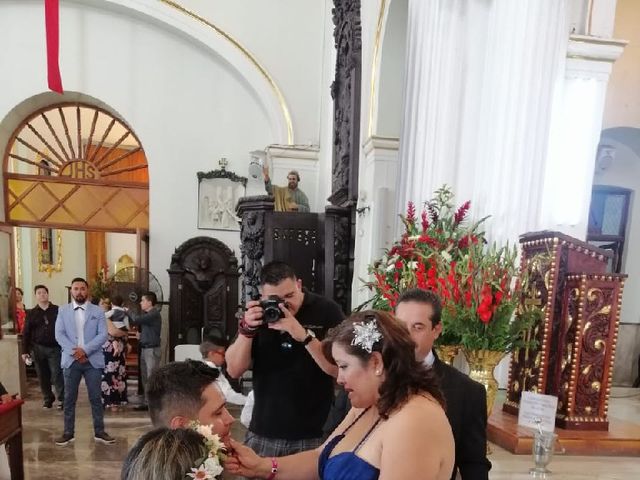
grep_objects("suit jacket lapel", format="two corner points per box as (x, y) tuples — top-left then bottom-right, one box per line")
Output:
(66, 304), (79, 343)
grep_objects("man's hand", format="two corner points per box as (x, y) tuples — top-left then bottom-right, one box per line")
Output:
(72, 347), (88, 363)
(243, 300), (264, 329)
(268, 303), (306, 341)
(0, 393), (12, 404)
(288, 202), (299, 212)
(224, 438), (271, 478)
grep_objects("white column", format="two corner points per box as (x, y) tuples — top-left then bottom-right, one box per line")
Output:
(351, 136), (399, 308)
(539, 35), (626, 239)
(396, 0), (569, 245)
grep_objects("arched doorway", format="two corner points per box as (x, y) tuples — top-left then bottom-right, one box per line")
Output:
(1, 101), (149, 333)
(3, 102), (148, 232)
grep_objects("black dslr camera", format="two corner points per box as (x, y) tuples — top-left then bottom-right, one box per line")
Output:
(260, 295), (286, 324)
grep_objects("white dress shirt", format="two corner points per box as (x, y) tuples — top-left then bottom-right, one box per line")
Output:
(73, 301), (86, 347)
(241, 390), (254, 428)
(203, 360), (247, 406)
(423, 350), (435, 368)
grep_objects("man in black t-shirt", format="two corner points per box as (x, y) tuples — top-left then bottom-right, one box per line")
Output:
(226, 261), (344, 457)
(21, 284), (63, 409)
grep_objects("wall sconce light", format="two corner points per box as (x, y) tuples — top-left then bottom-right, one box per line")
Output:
(249, 150), (266, 180)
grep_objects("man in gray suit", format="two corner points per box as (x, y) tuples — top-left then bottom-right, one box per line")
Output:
(54, 277), (115, 446)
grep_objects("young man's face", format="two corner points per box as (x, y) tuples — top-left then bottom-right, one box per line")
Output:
(196, 384), (234, 443)
(70, 281), (88, 304)
(168, 384), (234, 444)
(35, 287), (49, 304)
(206, 348), (226, 367)
(261, 277), (304, 315)
(394, 301), (442, 362)
(140, 296), (153, 312)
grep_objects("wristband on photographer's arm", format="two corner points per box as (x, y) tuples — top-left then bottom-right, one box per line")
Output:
(238, 319), (258, 338)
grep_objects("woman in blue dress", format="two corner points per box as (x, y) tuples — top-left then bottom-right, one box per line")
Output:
(226, 310), (455, 480)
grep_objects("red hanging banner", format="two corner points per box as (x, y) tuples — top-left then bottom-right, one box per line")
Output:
(45, 0), (63, 93)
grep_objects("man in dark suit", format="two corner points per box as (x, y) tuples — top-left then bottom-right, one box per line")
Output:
(395, 288), (491, 480)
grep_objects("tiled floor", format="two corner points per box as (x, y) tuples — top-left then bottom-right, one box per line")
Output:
(10, 379), (640, 479)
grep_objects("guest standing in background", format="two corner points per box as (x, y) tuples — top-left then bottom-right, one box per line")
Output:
(99, 297), (129, 408)
(130, 292), (162, 412)
(14, 287), (26, 333)
(21, 285), (63, 409)
(199, 336), (247, 406)
(54, 277), (115, 446)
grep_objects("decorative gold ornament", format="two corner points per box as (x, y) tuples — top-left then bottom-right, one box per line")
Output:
(435, 344), (461, 366)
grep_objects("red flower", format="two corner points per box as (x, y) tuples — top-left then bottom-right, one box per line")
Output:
(478, 305), (492, 323)
(454, 200), (471, 225)
(406, 201), (416, 225)
(464, 290), (472, 307)
(421, 210), (429, 232)
(416, 262), (427, 289)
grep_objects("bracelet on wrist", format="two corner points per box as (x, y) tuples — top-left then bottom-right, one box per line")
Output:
(266, 457), (278, 480)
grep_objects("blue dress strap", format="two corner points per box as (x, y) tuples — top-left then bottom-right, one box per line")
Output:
(353, 417), (382, 453)
(318, 407), (382, 480)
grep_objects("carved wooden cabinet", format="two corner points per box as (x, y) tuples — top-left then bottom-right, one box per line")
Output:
(555, 274), (625, 430)
(167, 237), (239, 359)
(503, 231), (625, 430)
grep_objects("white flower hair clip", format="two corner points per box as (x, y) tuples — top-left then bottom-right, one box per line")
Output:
(351, 317), (383, 353)
(186, 422), (227, 479)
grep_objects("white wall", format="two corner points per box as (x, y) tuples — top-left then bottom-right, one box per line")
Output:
(106, 233), (137, 273)
(0, 0), (328, 296)
(376, 0), (408, 138)
(18, 228), (86, 308)
(178, 0), (327, 145)
(594, 137), (640, 324)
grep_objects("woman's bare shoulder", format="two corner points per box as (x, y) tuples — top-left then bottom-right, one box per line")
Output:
(386, 395), (450, 432)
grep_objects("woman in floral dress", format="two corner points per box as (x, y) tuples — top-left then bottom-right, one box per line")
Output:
(99, 297), (129, 407)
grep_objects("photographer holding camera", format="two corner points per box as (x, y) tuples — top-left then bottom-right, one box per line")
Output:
(226, 261), (344, 458)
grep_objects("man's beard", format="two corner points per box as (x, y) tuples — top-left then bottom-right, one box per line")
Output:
(288, 182), (297, 190)
(73, 294), (87, 304)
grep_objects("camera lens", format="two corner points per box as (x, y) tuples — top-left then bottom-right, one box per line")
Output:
(264, 306), (280, 323)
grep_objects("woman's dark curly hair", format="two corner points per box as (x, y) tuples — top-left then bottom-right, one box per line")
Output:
(322, 310), (445, 419)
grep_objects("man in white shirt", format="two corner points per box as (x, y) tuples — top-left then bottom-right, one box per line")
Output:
(199, 337), (247, 406)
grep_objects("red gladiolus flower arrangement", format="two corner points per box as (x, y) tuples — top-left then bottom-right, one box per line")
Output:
(364, 185), (532, 352)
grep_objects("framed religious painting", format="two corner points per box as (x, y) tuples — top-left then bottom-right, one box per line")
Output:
(37, 228), (63, 277)
(197, 162), (247, 231)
